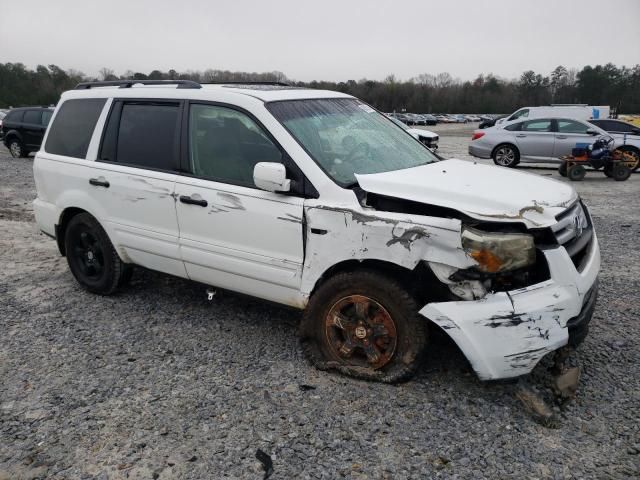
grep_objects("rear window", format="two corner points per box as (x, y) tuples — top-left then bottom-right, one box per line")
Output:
(45, 99), (106, 159)
(5, 111), (24, 123)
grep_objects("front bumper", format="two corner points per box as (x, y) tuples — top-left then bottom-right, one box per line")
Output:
(420, 232), (600, 380)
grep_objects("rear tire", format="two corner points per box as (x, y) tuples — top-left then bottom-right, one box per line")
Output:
(613, 164), (631, 181)
(64, 213), (129, 295)
(300, 270), (428, 383)
(492, 144), (520, 168)
(8, 138), (27, 158)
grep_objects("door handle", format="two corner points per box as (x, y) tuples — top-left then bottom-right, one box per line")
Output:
(516, 134), (526, 138)
(179, 195), (208, 207)
(556, 135), (568, 139)
(89, 178), (110, 188)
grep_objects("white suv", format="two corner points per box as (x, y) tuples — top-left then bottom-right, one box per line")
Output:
(33, 80), (600, 382)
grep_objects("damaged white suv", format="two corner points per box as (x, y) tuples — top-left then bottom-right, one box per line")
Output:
(33, 80), (599, 383)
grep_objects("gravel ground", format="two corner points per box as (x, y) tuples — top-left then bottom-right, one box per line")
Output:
(1, 129), (639, 479)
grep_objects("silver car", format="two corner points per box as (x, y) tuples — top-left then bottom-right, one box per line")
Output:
(468, 117), (611, 167)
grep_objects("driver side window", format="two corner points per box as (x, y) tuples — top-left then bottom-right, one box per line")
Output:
(188, 104), (282, 187)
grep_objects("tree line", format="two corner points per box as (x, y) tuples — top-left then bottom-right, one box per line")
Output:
(1, 62), (639, 114)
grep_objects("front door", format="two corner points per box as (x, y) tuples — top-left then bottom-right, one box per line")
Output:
(513, 118), (555, 160)
(553, 119), (596, 158)
(175, 103), (305, 306)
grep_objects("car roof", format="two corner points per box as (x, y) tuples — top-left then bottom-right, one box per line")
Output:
(60, 83), (352, 104)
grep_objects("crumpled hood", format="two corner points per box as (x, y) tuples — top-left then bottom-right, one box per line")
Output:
(355, 159), (578, 228)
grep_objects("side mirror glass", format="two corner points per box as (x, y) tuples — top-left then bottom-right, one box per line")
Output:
(586, 129), (598, 135)
(253, 162), (291, 193)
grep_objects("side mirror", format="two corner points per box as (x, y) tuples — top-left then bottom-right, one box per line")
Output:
(632, 128), (640, 135)
(253, 162), (291, 193)
(586, 129), (598, 135)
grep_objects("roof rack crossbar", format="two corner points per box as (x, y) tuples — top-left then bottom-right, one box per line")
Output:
(75, 80), (202, 90)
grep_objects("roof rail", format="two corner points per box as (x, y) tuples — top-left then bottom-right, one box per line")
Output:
(202, 81), (291, 86)
(75, 80), (202, 90)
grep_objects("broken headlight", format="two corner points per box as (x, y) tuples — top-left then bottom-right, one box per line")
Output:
(461, 227), (535, 273)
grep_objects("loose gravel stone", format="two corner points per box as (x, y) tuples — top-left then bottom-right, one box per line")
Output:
(1, 132), (639, 478)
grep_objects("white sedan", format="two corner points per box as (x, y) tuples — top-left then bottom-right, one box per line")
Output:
(389, 117), (438, 150)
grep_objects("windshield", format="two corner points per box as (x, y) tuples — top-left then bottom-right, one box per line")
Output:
(267, 98), (438, 186)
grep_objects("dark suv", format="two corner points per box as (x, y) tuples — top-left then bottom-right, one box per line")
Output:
(2, 107), (54, 158)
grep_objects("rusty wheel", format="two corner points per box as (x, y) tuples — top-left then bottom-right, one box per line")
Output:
(324, 295), (398, 369)
(300, 270), (428, 383)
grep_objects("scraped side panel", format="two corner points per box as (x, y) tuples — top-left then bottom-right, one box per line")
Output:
(301, 205), (474, 295)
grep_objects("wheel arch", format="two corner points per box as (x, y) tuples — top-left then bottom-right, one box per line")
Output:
(308, 258), (449, 306)
(55, 207), (124, 262)
(491, 142), (520, 158)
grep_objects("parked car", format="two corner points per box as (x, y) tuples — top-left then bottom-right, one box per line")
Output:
(421, 114), (438, 126)
(495, 105), (610, 126)
(34, 80), (599, 384)
(469, 117), (640, 171)
(588, 119), (640, 170)
(2, 106), (54, 157)
(405, 113), (425, 126)
(465, 115), (482, 122)
(0, 111), (7, 139)
(389, 117), (439, 149)
(479, 115), (506, 129)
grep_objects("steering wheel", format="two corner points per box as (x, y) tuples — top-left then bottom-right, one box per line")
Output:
(348, 142), (371, 163)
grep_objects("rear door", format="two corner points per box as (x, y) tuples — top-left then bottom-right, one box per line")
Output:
(512, 118), (555, 159)
(22, 110), (45, 149)
(553, 119), (595, 158)
(93, 100), (185, 277)
(175, 102), (306, 306)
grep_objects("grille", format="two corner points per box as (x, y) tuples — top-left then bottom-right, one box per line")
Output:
(552, 202), (593, 271)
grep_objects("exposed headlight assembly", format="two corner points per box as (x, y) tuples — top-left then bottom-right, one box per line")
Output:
(461, 227), (535, 273)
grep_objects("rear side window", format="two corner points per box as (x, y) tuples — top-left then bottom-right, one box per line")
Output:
(504, 122), (522, 131)
(45, 99), (106, 159)
(522, 119), (552, 132)
(557, 120), (589, 134)
(23, 110), (42, 124)
(99, 102), (180, 171)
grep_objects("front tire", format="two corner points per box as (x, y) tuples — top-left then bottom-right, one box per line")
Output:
(300, 270), (428, 383)
(64, 213), (129, 295)
(492, 144), (520, 168)
(568, 164), (586, 181)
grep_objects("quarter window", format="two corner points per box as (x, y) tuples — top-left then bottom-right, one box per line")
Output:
(23, 110), (42, 124)
(508, 109), (529, 121)
(45, 99), (106, 159)
(100, 102), (180, 171)
(522, 119), (552, 132)
(188, 104), (282, 186)
(41, 111), (53, 126)
(557, 120), (589, 134)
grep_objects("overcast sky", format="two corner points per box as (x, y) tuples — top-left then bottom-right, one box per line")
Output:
(1, 0), (639, 82)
